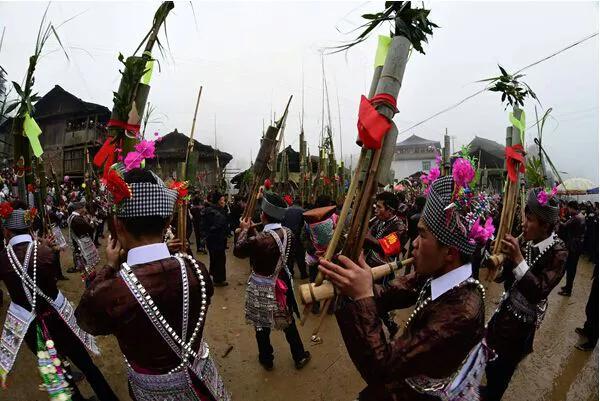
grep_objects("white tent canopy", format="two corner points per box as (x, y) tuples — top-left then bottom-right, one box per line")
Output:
(556, 177), (596, 195)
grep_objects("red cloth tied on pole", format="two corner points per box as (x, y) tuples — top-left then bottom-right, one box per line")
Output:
(107, 119), (141, 136)
(378, 232), (401, 256)
(93, 138), (120, 178)
(505, 144), (525, 182)
(357, 93), (397, 149)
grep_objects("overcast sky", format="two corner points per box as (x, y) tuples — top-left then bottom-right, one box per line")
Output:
(1, 1), (598, 182)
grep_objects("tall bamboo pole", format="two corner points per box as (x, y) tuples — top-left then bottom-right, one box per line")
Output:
(184, 86), (203, 178)
(313, 63), (383, 286)
(177, 86), (203, 252)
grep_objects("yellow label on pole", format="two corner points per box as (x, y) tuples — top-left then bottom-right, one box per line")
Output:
(374, 35), (393, 68)
(23, 112), (44, 157)
(141, 59), (154, 85)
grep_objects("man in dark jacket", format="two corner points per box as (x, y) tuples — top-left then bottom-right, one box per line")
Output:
(201, 191), (230, 286)
(190, 195), (207, 253)
(1, 201), (117, 401)
(486, 188), (567, 400)
(558, 200), (586, 296)
(282, 197), (308, 279)
(319, 176), (490, 401)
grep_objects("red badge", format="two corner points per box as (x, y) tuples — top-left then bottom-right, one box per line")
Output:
(378, 232), (401, 256)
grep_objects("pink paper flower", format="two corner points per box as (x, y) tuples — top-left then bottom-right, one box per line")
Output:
(537, 190), (548, 206)
(469, 217), (495, 244)
(135, 140), (156, 159)
(452, 158), (475, 188)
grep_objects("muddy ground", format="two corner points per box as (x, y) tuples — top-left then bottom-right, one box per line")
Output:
(1, 233), (597, 401)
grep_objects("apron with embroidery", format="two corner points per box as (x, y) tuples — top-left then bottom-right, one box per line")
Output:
(0, 242), (99, 383)
(245, 227), (293, 330)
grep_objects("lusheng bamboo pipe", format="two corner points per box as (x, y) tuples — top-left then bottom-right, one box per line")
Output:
(485, 108), (524, 280)
(312, 65), (384, 286)
(300, 258), (414, 304)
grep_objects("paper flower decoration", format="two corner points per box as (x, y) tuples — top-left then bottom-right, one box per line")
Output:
(124, 140), (156, 172)
(0, 202), (13, 219)
(102, 169), (132, 205)
(452, 157), (476, 188)
(537, 186), (558, 206)
(468, 216), (495, 245)
(24, 208), (38, 224)
(169, 180), (190, 205)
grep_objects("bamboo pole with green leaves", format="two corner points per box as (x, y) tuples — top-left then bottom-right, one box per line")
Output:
(482, 65), (539, 278)
(106, 2), (174, 160)
(4, 5), (70, 222)
(241, 96), (292, 222)
(312, 2), (437, 287)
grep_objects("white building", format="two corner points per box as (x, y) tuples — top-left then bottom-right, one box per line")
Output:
(391, 134), (441, 180)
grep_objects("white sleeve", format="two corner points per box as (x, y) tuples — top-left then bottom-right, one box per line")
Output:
(513, 260), (530, 281)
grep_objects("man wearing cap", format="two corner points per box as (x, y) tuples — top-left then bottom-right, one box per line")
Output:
(234, 191), (311, 371)
(484, 188), (567, 401)
(319, 174), (493, 401)
(75, 168), (229, 401)
(363, 191), (408, 338)
(0, 201), (117, 401)
(66, 201), (98, 282)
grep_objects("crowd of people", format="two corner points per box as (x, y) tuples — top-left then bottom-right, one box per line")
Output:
(0, 162), (597, 401)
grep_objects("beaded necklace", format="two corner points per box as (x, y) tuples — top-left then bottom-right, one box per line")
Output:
(525, 234), (557, 269)
(405, 277), (486, 329)
(120, 252), (208, 375)
(6, 242), (41, 310)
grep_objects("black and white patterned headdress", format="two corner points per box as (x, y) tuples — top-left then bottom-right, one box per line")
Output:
(422, 170), (495, 255)
(2, 209), (29, 230)
(114, 171), (178, 218)
(526, 187), (559, 225)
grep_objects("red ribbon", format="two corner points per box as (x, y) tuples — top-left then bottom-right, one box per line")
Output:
(93, 138), (120, 178)
(107, 119), (141, 135)
(505, 144), (525, 182)
(357, 94), (397, 149)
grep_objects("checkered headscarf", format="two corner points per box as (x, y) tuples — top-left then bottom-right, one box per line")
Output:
(2, 209), (29, 230)
(422, 175), (477, 255)
(116, 180), (178, 218)
(526, 188), (559, 225)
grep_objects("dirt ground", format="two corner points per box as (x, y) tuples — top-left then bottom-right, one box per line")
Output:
(0, 232), (597, 401)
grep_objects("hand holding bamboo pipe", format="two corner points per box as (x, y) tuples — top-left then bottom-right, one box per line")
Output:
(484, 233), (523, 281)
(300, 257), (413, 304)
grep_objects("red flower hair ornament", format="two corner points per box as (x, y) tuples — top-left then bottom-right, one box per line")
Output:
(168, 180), (190, 204)
(0, 202), (13, 219)
(102, 169), (132, 206)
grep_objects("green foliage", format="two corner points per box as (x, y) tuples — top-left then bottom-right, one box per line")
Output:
(525, 156), (546, 187)
(483, 65), (539, 110)
(330, 1), (438, 54)
(111, 54), (147, 124)
(5, 4), (70, 119)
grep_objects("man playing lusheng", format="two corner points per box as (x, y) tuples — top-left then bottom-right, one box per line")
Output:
(320, 173), (495, 401)
(484, 187), (567, 401)
(75, 168), (229, 401)
(234, 191), (311, 371)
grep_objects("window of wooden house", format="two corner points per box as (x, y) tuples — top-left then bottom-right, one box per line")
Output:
(64, 148), (84, 173)
(66, 117), (87, 132)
